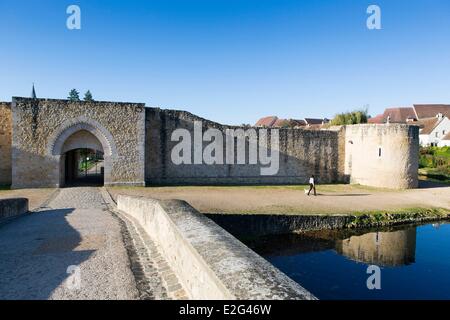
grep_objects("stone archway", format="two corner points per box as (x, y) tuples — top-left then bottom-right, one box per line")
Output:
(47, 117), (118, 187)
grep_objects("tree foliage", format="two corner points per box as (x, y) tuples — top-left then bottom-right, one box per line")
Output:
(84, 90), (94, 102)
(330, 109), (369, 126)
(68, 89), (80, 101)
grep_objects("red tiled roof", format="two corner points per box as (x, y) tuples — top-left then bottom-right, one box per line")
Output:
(414, 104), (450, 119)
(383, 107), (416, 123)
(256, 116), (326, 128)
(255, 116), (278, 127)
(368, 114), (384, 124)
(367, 107), (416, 123)
(272, 118), (290, 127)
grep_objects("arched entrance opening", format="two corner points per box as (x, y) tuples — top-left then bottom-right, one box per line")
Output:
(59, 129), (105, 187)
(64, 148), (104, 186)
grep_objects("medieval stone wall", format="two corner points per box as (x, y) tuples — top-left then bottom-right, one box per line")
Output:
(11, 98), (146, 188)
(344, 124), (419, 189)
(4, 97), (419, 189)
(0, 102), (12, 185)
(145, 108), (347, 185)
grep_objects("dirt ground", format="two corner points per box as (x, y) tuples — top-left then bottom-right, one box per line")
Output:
(107, 181), (450, 215)
(0, 188), (56, 210)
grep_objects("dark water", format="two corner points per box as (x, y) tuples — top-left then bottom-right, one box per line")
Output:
(242, 222), (450, 300)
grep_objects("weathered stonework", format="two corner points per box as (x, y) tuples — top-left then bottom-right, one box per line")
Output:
(1, 97), (419, 189)
(344, 124), (419, 189)
(11, 98), (145, 188)
(145, 108), (347, 185)
(0, 102), (12, 185)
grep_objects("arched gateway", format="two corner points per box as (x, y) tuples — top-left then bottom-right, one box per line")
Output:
(47, 117), (117, 187)
(10, 98), (146, 189)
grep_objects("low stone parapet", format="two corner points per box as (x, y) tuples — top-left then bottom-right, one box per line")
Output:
(0, 198), (29, 225)
(117, 195), (315, 300)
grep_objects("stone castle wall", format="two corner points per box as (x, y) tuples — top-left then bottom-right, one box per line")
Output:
(344, 124), (419, 189)
(0, 102), (12, 185)
(11, 98), (146, 188)
(1, 97), (419, 189)
(145, 108), (347, 185)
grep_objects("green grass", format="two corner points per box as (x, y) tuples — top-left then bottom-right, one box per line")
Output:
(419, 146), (450, 181)
(346, 207), (449, 228)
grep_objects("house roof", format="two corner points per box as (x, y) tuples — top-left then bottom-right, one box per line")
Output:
(383, 107), (416, 123)
(271, 119), (308, 128)
(368, 114), (384, 124)
(304, 118), (325, 125)
(414, 104), (450, 119)
(416, 117), (441, 135)
(367, 107), (416, 124)
(255, 116), (278, 127)
(291, 119), (307, 127)
(272, 118), (290, 127)
(256, 116), (327, 128)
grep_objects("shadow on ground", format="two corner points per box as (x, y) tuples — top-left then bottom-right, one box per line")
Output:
(317, 193), (371, 197)
(0, 208), (94, 300)
(418, 180), (450, 189)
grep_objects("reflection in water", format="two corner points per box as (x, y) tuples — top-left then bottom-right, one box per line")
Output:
(336, 228), (416, 267)
(249, 226), (417, 267)
(243, 222), (450, 299)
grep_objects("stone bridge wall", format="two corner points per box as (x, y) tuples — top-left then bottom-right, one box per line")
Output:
(117, 195), (316, 300)
(0, 198), (28, 225)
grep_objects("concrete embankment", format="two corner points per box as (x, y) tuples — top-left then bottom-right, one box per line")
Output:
(0, 198), (28, 225)
(207, 210), (449, 238)
(117, 195), (316, 300)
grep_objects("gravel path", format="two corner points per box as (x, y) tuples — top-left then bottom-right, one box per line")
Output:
(0, 187), (140, 300)
(107, 183), (450, 215)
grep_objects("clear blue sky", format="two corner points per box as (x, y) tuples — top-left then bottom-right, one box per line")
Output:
(1, 0), (450, 125)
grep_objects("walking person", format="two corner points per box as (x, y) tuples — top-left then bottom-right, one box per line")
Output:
(307, 174), (317, 196)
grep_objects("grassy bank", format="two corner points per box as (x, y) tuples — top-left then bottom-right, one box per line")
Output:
(419, 146), (450, 183)
(345, 207), (449, 228)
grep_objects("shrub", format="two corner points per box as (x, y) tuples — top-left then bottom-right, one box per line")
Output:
(330, 109), (368, 126)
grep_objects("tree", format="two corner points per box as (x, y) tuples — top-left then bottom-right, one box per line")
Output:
(330, 109), (369, 126)
(84, 90), (94, 102)
(68, 89), (80, 101)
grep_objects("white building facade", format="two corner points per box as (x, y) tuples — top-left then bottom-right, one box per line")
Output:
(419, 114), (450, 147)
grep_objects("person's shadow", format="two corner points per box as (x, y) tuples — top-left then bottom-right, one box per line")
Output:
(317, 193), (370, 197)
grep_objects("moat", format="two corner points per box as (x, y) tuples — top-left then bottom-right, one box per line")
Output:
(241, 221), (450, 300)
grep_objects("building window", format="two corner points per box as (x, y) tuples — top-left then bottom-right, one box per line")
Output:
(436, 132), (439, 138)
(443, 130), (446, 136)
